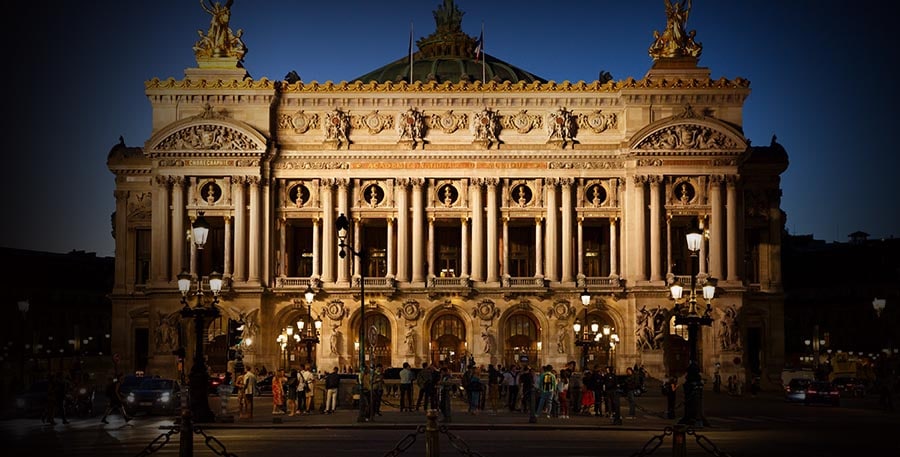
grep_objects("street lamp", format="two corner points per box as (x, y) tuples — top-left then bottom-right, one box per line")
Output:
(336, 212), (371, 422)
(178, 211), (223, 433)
(573, 288), (602, 371)
(669, 224), (713, 427)
(298, 285), (322, 365)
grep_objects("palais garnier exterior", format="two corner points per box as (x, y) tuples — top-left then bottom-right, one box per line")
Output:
(107, 0), (788, 386)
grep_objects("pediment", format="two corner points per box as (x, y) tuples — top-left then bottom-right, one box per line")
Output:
(147, 109), (268, 157)
(629, 108), (747, 154)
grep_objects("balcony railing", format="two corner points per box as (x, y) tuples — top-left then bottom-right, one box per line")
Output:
(275, 277), (316, 289)
(429, 276), (472, 288)
(504, 276), (548, 288)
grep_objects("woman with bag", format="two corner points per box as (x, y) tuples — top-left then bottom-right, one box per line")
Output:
(300, 364), (315, 414)
(271, 369), (285, 415)
(286, 369), (299, 416)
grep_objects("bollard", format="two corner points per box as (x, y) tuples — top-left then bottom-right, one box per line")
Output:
(179, 407), (193, 457)
(671, 424), (688, 457)
(425, 409), (440, 457)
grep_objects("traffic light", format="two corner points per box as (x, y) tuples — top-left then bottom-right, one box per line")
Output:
(227, 319), (243, 360)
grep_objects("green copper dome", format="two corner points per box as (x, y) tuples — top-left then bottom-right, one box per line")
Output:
(353, 0), (546, 84)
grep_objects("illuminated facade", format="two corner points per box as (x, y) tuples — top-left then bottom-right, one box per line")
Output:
(107, 0), (788, 385)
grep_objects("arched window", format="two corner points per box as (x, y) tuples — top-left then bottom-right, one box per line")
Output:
(430, 314), (466, 370)
(359, 313), (391, 368)
(504, 314), (540, 368)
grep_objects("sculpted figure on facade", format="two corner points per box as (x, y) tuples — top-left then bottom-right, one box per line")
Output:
(330, 324), (341, 355)
(548, 108), (577, 146)
(481, 328), (495, 354)
(719, 305), (741, 351)
(556, 324), (568, 354)
(472, 108), (501, 147)
(398, 108), (426, 146)
(403, 325), (416, 355)
(648, 0), (702, 59)
(155, 311), (179, 353)
(324, 110), (351, 148)
(194, 0), (247, 61)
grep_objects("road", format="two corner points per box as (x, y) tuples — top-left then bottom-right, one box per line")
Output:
(3, 387), (896, 456)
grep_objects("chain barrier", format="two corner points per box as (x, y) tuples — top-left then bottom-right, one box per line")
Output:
(629, 426), (672, 457)
(629, 426), (732, 457)
(382, 425), (426, 457)
(194, 424), (239, 457)
(686, 428), (733, 457)
(438, 425), (486, 457)
(134, 426), (180, 457)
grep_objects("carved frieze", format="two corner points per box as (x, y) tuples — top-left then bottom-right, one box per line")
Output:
(429, 110), (467, 134)
(471, 108), (501, 147)
(547, 108), (578, 146)
(127, 192), (152, 220)
(578, 110), (618, 133)
(398, 108), (426, 146)
(502, 110), (542, 134)
(637, 123), (737, 150)
(398, 299), (423, 322)
(548, 161), (622, 170)
(275, 161), (350, 170)
(324, 109), (351, 148)
(353, 110), (394, 134)
(279, 110), (319, 133)
(156, 124), (260, 151)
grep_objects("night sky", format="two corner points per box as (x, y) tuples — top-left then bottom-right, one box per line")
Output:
(5, 0), (898, 257)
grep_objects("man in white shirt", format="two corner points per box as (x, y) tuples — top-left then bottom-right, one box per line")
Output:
(399, 362), (415, 412)
(242, 366), (258, 420)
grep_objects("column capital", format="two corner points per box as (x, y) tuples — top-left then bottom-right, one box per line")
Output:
(171, 176), (185, 188)
(231, 175), (247, 185)
(484, 177), (499, 187)
(247, 176), (261, 186)
(410, 177), (425, 188)
(154, 175), (171, 186)
(647, 175), (663, 185)
(708, 174), (724, 185)
(725, 174), (741, 185)
(633, 175), (648, 185)
(560, 177), (574, 188)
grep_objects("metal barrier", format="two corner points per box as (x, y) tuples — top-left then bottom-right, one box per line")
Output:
(383, 410), (485, 457)
(630, 425), (732, 457)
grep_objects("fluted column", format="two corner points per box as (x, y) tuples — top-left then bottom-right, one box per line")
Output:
(428, 218), (435, 278)
(534, 218), (543, 277)
(396, 180), (410, 282)
(665, 215), (672, 278)
(610, 217), (618, 277)
(232, 176), (246, 282)
(709, 175), (723, 279)
(387, 218), (395, 277)
(470, 180), (484, 281)
(545, 179), (558, 282)
(726, 175), (740, 281)
(223, 216), (232, 278)
(486, 179), (499, 283)
(649, 176), (662, 281)
(320, 181), (335, 283)
(576, 217), (584, 278)
(461, 218), (469, 277)
(171, 177), (185, 276)
(631, 176), (647, 281)
(279, 218), (287, 276)
(337, 179), (350, 284)
(412, 179), (425, 283)
(502, 217), (509, 277)
(248, 177), (261, 282)
(699, 216), (708, 276)
(152, 175), (170, 283)
(312, 219), (320, 278)
(561, 179), (573, 283)
(353, 217), (362, 277)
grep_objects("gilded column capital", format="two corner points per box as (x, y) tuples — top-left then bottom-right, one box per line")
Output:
(247, 176), (261, 186)
(396, 178), (410, 189)
(484, 177), (499, 187)
(410, 178), (425, 188)
(708, 174), (724, 185)
(560, 177), (574, 188)
(633, 175), (648, 185)
(725, 174), (741, 185)
(231, 175), (247, 185)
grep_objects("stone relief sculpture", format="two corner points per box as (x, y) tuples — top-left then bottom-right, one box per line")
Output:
(648, 0), (702, 59)
(324, 109), (351, 148)
(472, 108), (501, 147)
(404, 325), (417, 355)
(330, 324), (341, 355)
(556, 324), (568, 354)
(547, 108), (577, 147)
(398, 108), (426, 146)
(481, 328), (495, 354)
(637, 124), (736, 150)
(194, 0), (247, 61)
(636, 305), (667, 350)
(155, 311), (180, 353)
(719, 305), (741, 351)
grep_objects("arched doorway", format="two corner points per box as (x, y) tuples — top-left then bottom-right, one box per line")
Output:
(430, 314), (465, 371)
(356, 313), (391, 369)
(503, 313), (540, 368)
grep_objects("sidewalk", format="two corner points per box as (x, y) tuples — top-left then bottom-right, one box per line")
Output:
(199, 392), (678, 431)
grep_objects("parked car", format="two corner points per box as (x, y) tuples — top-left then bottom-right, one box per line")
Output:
(804, 380), (840, 406)
(831, 376), (866, 397)
(118, 374), (144, 398)
(13, 380), (50, 418)
(784, 378), (811, 403)
(125, 378), (182, 416)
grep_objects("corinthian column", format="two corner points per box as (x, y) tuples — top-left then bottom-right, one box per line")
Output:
(248, 176), (261, 282)
(232, 176), (246, 282)
(152, 175), (170, 283)
(396, 180), (410, 282)
(470, 179), (484, 281)
(649, 176), (662, 282)
(709, 175), (723, 280)
(726, 175), (740, 281)
(320, 181), (335, 283)
(171, 176), (185, 277)
(535, 218), (543, 277)
(561, 179), (573, 283)
(631, 175), (647, 281)
(337, 179), (350, 284)
(486, 179), (499, 283)
(545, 179), (558, 282)
(412, 179), (425, 283)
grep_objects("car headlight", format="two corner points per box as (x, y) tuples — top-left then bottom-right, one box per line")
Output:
(127, 393), (135, 403)
(79, 387), (87, 395)
(160, 392), (171, 403)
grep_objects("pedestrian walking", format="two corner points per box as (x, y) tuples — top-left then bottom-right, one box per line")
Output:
(324, 366), (340, 414)
(536, 365), (557, 418)
(438, 366), (454, 422)
(100, 374), (132, 424)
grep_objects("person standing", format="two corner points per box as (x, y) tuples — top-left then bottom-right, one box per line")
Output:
(467, 366), (483, 415)
(567, 362), (583, 416)
(234, 368), (246, 417)
(502, 367), (517, 412)
(47, 371), (70, 425)
(372, 363), (385, 416)
(324, 366), (340, 414)
(487, 364), (500, 414)
(398, 362), (414, 412)
(535, 365), (557, 418)
(100, 374), (132, 424)
(519, 366), (535, 419)
(286, 369), (299, 416)
(557, 369), (569, 419)
(664, 376), (678, 419)
(271, 368), (285, 415)
(242, 366), (258, 420)
(299, 364), (315, 414)
(414, 362), (430, 411)
(438, 366), (454, 422)
(624, 366), (639, 419)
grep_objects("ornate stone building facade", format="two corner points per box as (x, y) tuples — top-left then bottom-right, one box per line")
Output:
(107, 1), (788, 386)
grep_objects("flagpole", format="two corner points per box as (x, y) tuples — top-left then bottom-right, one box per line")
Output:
(409, 21), (414, 84)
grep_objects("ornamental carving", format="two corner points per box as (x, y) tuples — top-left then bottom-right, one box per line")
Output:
(472, 108), (501, 146)
(648, 0), (702, 60)
(637, 124), (737, 150)
(398, 108), (426, 145)
(324, 300), (347, 322)
(547, 108), (578, 147)
(429, 110), (467, 134)
(353, 110), (394, 134)
(324, 109), (351, 147)
(193, 0), (247, 62)
(473, 299), (500, 322)
(718, 304), (742, 351)
(156, 124), (260, 151)
(154, 311), (181, 354)
(127, 192), (152, 220)
(547, 300), (573, 320)
(397, 299), (422, 322)
(275, 161), (350, 170)
(502, 110), (542, 134)
(548, 161), (622, 170)
(578, 111), (618, 133)
(279, 111), (319, 133)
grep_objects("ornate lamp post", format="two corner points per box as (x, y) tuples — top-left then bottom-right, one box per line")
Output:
(298, 285), (322, 365)
(573, 288), (602, 371)
(336, 213), (371, 422)
(177, 211), (223, 439)
(669, 225), (713, 427)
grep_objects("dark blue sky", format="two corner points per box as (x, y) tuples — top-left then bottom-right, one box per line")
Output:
(5, 0), (898, 256)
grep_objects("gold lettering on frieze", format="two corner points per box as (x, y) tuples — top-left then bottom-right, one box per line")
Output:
(187, 159), (232, 167)
(351, 162), (549, 170)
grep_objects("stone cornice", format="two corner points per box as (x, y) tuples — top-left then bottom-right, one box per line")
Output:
(145, 76), (750, 93)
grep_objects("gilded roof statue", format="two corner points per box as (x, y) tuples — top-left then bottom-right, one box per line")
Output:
(648, 0), (702, 60)
(194, 0), (247, 66)
(434, 0), (464, 35)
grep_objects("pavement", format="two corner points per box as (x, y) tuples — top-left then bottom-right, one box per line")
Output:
(195, 389), (710, 431)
